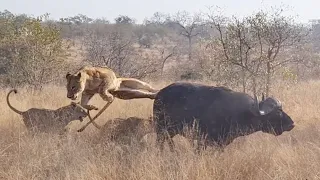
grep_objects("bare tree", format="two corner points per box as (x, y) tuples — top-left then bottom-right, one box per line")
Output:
(156, 46), (177, 75)
(249, 9), (309, 96)
(194, 38), (241, 87)
(208, 13), (261, 93)
(170, 11), (204, 62)
(310, 19), (320, 52)
(207, 7), (309, 95)
(145, 12), (169, 25)
(84, 24), (158, 79)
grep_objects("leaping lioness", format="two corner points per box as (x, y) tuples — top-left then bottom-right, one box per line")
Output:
(66, 66), (158, 109)
(65, 66), (158, 131)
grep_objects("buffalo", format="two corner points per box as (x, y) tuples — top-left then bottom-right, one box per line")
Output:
(153, 82), (295, 152)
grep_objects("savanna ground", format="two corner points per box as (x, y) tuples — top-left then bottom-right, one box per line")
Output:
(0, 80), (320, 180)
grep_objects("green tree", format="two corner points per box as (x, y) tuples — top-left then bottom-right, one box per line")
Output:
(0, 11), (69, 90)
(115, 15), (135, 24)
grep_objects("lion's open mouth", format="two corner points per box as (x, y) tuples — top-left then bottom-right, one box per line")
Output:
(67, 95), (77, 100)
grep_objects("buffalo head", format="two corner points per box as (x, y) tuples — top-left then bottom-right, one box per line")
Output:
(252, 94), (295, 136)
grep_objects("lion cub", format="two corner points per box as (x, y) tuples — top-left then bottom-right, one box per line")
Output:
(66, 66), (158, 110)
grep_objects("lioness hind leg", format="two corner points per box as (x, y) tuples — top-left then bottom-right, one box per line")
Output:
(111, 89), (157, 100)
(118, 78), (158, 93)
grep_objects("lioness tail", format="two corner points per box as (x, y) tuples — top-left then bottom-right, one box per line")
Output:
(6, 89), (23, 115)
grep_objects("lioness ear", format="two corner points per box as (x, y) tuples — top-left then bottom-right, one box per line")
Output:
(70, 102), (77, 107)
(66, 72), (71, 79)
(76, 73), (81, 79)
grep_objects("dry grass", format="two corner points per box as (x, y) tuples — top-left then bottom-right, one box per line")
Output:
(1, 80), (320, 180)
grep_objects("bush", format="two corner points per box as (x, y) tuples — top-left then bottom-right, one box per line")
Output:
(0, 11), (70, 90)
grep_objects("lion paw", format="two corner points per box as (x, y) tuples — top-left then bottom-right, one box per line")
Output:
(102, 96), (114, 102)
(84, 105), (99, 111)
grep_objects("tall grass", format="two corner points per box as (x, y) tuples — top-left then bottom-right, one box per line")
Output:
(1, 80), (320, 180)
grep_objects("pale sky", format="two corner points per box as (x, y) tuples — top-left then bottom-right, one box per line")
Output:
(1, 0), (319, 23)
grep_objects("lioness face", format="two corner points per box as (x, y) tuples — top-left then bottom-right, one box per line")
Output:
(69, 102), (88, 122)
(66, 73), (85, 100)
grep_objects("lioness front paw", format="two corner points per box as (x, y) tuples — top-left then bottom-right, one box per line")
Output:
(101, 95), (114, 102)
(84, 105), (99, 111)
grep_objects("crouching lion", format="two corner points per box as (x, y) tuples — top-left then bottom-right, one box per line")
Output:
(97, 116), (154, 145)
(6, 89), (90, 134)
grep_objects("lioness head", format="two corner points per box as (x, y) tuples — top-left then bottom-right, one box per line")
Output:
(69, 102), (88, 122)
(66, 72), (86, 100)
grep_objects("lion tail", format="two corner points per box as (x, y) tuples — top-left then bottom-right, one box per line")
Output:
(6, 89), (23, 115)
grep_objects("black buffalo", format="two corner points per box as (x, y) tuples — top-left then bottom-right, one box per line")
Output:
(153, 82), (295, 152)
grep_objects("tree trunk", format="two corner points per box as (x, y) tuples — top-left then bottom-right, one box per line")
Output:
(266, 62), (271, 97)
(188, 36), (192, 62)
(252, 75), (257, 97)
(241, 68), (246, 93)
(161, 61), (165, 76)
